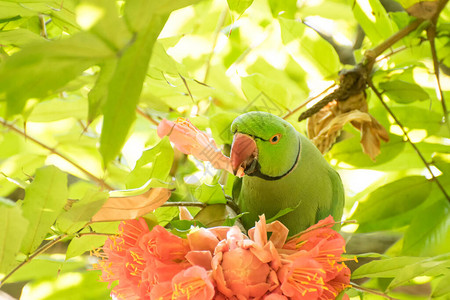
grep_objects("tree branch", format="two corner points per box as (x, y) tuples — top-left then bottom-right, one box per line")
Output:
(351, 282), (400, 300)
(427, 25), (449, 132)
(0, 118), (114, 190)
(0, 235), (66, 288)
(161, 201), (207, 208)
(136, 106), (159, 126)
(368, 81), (450, 202)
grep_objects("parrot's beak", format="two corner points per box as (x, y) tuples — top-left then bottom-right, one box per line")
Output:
(230, 133), (258, 177)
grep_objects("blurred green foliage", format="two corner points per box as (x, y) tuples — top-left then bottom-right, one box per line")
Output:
(0, 0), (449, 299)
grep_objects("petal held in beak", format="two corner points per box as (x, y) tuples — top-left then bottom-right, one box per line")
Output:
(230, 133), (257, 176)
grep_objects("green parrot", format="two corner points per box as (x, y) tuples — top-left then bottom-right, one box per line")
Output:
(230, 111), (344, 234)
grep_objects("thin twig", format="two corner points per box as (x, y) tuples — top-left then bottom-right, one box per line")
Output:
(136, 107), (159, 126)
(0, 118), (114, 190)
(204, 7), (227, 83)
(368, 81), (450, 202)
(0, 235), (66, 287)
(282, 83), (336, 120)
(38, 14), (47, 38)
(427, 25), (449, 132)
(161, 201), (207, 208)
(351, 282), (400, 300)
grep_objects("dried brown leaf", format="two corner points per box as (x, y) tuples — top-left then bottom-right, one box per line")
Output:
(91, 187), (171, 222)
(307, 91), (389, 159)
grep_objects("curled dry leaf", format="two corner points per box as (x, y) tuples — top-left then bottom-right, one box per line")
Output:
(91, 187), (171, 222)
(307, 92), (389, 160)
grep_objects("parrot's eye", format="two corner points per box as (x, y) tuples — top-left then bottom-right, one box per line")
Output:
(270, 134), (282, 144)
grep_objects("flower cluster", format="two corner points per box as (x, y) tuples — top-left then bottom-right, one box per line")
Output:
(93, 215), (351, 300)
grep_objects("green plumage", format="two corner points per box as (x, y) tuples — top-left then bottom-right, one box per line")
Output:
(230, 111), (344, 234)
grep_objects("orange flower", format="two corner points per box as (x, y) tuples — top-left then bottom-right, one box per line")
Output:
(94, 215), (351, 300)
(150, 266), (215, 300)
(157, 118), (232, 173)
(278, 255), (327, 300)
(93, 219), (150, 299)
(139, 225), (190, 263)
(277, 216), (351, 299)
(212, 226), (278, 299)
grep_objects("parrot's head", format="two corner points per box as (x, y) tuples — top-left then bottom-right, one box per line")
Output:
(230, 111), (300, 180)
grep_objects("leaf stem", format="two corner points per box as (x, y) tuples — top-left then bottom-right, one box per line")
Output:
(136, 107), (159, 126)
(161, 201), (207, 208)
(0, 235), (66, 288)
(368, 81), (450, 202)
(0, 118), (114, 190)
(351, 282), (400, 300)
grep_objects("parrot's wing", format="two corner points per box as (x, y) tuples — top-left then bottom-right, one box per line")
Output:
(316, 168), (345, 230)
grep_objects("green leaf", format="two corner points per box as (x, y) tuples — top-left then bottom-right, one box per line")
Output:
(77, 0), (131, 50)
(20, 165), (68, 255)
(0, 198), (28, 275)
(87, 60), (117, 123)
(352, 176), (432, 232)
(99, 13), (169, 166)
(351, 0), (396, 45)
(279, 17), (340, 79)
(241, 73), (290, 114)
(326, 134), (405, 169)
(351, 256), (424, 279)
(7, 254), (86, 283)
(227, 0), (253, 15)
(0, 32), (115, 115)
(433, 272), (450, 298)
(267, 0), (297, 18)
(66, 221), (119, 259)
(125, 137), (174, 189)
(0, 28), (43, 46)
(433, 153), (450, 174)
(388, 254), (450, 289)
(27, 96), (88, 122)
(379, 80), (430, 103)
(56, 189), (109, 234)
(266, 207), (295, 223)
(402, 199), (450, 256)
(20, 270), (111, 300)
(194, 183), (227, 204)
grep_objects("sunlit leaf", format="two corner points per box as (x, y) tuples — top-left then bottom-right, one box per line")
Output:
(20, 166), (68, 255)
(227, 0), (253, 15)
(432, 272), (450, 298)
(6, 255), (86, 283)
(279, 17), (340, 79)
(351, 0), (396, 45)
(402, 199), (450, 256)
(352, 256), (424, 279)
(379, 80), (430, 103)
(66, 222), (120, 259)
(0, 32), (115, 115)
(56, 189), (109, 234)
(125, 137), (174, 189)
(194, 183), (226, 204)
(20, 270), (111, 300)
(99, 13), (168, 166)
(388, 254), (450, 289)
(0, 198), (28, 275)
(352, 176), (432, 232)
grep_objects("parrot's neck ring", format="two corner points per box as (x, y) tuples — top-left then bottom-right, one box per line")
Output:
(247, 136), (301, 181)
